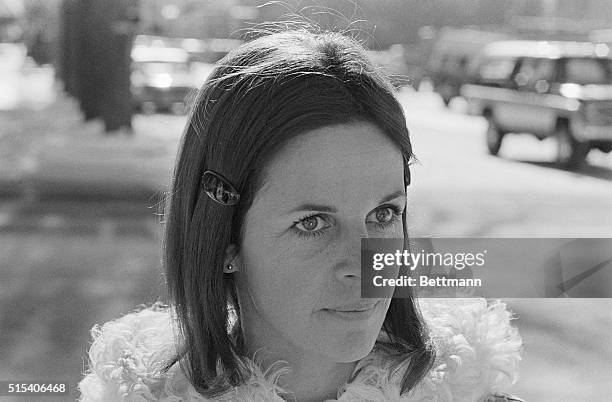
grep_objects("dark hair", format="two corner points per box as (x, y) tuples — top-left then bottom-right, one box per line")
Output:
(163, 28), (434, 397)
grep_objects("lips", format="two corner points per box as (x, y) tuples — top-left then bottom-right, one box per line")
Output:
(323, 301), (380, 322)
(325, 301), (379, 312)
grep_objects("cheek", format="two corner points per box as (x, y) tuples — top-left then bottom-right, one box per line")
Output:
(383, 221), (404, 239)
(240, 240), (329, 315)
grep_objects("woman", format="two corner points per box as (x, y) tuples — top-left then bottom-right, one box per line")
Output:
(79, 29), (522, 401)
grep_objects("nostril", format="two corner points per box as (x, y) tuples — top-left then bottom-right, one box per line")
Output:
(334, 265), (361, 281)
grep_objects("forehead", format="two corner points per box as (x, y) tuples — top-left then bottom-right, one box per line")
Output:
(254, 121), (405, 211)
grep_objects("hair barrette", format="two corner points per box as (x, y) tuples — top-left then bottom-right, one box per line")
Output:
(201, 170), (241, 206)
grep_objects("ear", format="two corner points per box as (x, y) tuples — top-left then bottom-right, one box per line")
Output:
(223, 243), (240, 273)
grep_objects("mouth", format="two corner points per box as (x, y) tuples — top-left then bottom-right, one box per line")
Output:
(323, 301), (380, 321)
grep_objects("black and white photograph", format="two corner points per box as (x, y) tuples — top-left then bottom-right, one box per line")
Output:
(1, 0), (611, 401)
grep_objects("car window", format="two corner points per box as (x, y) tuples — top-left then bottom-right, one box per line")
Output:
(477, 57), (516, 86)
(513, 57), (556, 92)
(533, 58), (555, 82)
(562, 58), (612, 85)
(514, 57), (538, 87)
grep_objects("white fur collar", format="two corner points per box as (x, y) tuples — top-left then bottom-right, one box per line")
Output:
(78, 298), (522, 401)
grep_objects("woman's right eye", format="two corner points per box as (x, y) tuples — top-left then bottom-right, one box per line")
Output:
(292, 215), (331, 239)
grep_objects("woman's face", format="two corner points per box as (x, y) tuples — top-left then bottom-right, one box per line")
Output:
(233, 121), (405, 363)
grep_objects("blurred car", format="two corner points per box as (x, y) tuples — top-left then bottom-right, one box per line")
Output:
(367, 44), (422, 90)
(426, 28), (510, 106)
(462, 40), (612, 168)
(130, 44), (196, 114)
(0, 1), (25, 72)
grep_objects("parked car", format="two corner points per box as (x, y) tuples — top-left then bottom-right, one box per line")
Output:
(462, 40), (612, 168)
(426, 28), (510, 106)
(130, 44), (196, 114)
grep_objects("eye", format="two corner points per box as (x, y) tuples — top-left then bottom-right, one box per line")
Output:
(298, 215), (321, 231)
(367, 205), (403, 231)
(292, 214), (331, 239)
(375, 207), (394, 223)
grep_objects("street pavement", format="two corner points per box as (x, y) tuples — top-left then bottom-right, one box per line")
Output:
(0, 78), (611, 401)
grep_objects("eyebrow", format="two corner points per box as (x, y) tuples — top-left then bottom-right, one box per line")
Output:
(379, 190), (407, 204)
(287, 189), (406, 214)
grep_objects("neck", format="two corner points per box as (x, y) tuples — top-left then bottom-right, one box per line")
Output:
(242, 323), (358, 401)
(278, 353), (357, 402)
(251, 347), (358, 402)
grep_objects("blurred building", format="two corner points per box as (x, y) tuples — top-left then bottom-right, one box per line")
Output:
(243, 0), (612, 47)
(508, 0), (612, 39)
(12, 1), (612, 60)
(138, 0), (258, 39)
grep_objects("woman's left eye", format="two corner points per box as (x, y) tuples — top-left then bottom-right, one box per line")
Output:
(367, 206), (402, 231)
(375, 207), (394, 223)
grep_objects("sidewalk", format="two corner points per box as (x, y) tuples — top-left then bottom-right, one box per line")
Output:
(0, 94), (183, 395)
(0, 95), (185, 201)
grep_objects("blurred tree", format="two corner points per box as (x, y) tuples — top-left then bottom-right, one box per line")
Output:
(79, 0), (101, 121)
(59, 0), (80, 98)
(23, 0), (52, 64)
(60, 0), (139, 132)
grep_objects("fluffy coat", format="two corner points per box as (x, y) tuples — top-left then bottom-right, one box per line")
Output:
(78, 298), (522, 401)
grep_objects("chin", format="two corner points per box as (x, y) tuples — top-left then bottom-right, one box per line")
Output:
(325, 331), (380, 362)
(307, 302), (388, 361)
(321, 321), (384, 362)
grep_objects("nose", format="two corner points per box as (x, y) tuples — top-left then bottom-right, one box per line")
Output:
(332, 222), (368, 283)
